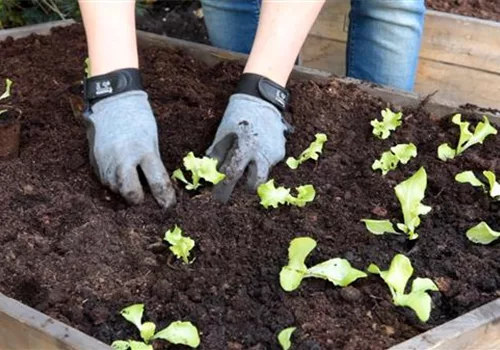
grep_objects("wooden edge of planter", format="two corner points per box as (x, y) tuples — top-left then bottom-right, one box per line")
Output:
(0, 293), (111, 350)
(0, 20), (499, 350)
(390, 298), (500, 350)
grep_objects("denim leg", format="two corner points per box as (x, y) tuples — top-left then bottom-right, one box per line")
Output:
(200, 0), (261, 54)
(347, 0), (426, 91)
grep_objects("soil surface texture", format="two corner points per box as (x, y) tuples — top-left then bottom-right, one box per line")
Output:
(426, 0), (500, 21)
(0, 25), (499, 350)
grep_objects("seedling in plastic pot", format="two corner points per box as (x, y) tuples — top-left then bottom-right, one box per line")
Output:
(172, 152), (225, 190)
(455, 170), (500, 200)
(368, 254), (438, 322)
(372, 143), (417, 175)
(286, 133), (327, 169)
(362, 167), (431, 240)
(438, 114), (497, 161)
(0, 78), (13, 116)
(466, 222), (500, 245)
(371, 108), (403, 140)
(258, 180), (315, 209)
(164, 225), (195, 264)
(111, 303), (200, 350)
(279, 237), (367, 292)
(278, 327), (296, 350)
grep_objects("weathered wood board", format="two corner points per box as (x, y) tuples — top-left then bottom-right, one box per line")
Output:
(0, 20), (499, 350)
(302, 1), (500, 109)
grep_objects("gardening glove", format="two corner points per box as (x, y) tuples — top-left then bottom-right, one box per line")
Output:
(206, 93), (289, 202)
(83, 90), (176, 208)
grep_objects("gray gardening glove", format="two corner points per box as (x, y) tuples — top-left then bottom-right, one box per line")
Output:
(206, 93), (288, 202)
(83, 90), (176, 208)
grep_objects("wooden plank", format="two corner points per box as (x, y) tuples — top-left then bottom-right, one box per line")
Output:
(0, 293), (111, 350)
(0, 20), (74, 41)
(390, 299), (500, 350)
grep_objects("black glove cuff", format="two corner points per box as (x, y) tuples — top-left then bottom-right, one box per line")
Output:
(84, 68), (143, 111)
(235, 73), (290, 112)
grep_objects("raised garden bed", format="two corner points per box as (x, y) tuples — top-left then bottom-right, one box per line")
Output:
(0, 22), (499, 350)
(426, 0), (500, 22)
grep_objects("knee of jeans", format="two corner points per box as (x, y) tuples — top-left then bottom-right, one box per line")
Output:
(352, 0), (425, 28)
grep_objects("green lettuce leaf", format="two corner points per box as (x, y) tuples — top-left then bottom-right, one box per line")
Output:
(461, 116), (497, 153)
(140, 322), (156, 344)
(111, 340), (131, 350)
(483, 171), (500, 199)
(172, 152), (225, 190)
(371, 108), (403, 140)
(84, 58), (91, 78)
(279, 237), (317, 292)
(258, 180), (291, 209)
(286, 133), (327, 169)
(394, 167), (431, 240)
(361, 219), (398, 235)
(153, 321), (200, 348)
(0, 78), (12, 100)
(306, 258), (367, 287)
(164, 225), (195, 264)
(120, 304), (144, 331)
(437, 144), (456, 161)
(287, 185), (316, 207)
(372, 143), (417, 175)
(466, 221), (500, 244)
(455, 171), (485, 188)
(277, 327), (296, 350)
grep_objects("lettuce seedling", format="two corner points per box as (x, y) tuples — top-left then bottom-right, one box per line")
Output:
(164, 225), (195, 264)
(438, 114), (497, 161)
(0, 78), (13, 116)
(279, 237), (367, 292)
(84, 58), (91, 78)
(371, 108), (403, 140)
(368, 254), (438, 322)
(111, 303), (200, 350)
(466, 222), (500, 244)
(258, 180), (315, 209)
(286, 133), (327, 169)
(362, 167), (431, 240)
(278, 327), (296, 350)
(172, 152), (225, 190)
(455, 170), (500, 199)
(372, 143), (417, 175)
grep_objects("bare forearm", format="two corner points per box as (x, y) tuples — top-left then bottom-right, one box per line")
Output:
(244, 0), (325, 87)
(78, 0), (138, 76)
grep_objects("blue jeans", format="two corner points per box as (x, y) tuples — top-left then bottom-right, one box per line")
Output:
(200, 0), (425, 91)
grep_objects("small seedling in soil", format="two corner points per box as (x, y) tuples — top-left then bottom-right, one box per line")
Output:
(368, 254), (438, 322)
(111, 303), (200, 350)
(279, 237), (367, 292)
(455, 170), (500, 200)
(257, 180), (315, 208)
(164, 225), (195, 263)
(438, 114), (497, 161)
(372, 143), (417, 175)
(362, 167), (431, 240)
(0, 78), (13, 116)
(278, 327), (296, 350)
(286, 133), (327, 169)
(172, 151), (225, 190)
(84, 58), (91, 78)
(466, 222), (500, 244)
(371, 108), (403, 140)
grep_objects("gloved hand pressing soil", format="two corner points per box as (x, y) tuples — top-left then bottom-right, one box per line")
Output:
(207, 77), (290, 202)
(83, 90), (176, 209)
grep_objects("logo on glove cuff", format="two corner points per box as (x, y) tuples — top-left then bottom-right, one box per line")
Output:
(275, 90), (287, 108)
(95, 80), (113, 96)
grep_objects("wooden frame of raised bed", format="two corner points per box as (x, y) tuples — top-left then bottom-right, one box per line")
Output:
(302, 1), (500, 110)
(0, 20), (499, 350)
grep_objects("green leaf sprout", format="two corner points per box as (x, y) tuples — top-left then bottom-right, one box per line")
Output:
(455, 170), (500, 199)
(112, 304), (200, 349)
(257, 180), (315, 209)
(0, 78), (12, 101)
(438, 114), (497, 161)
(372, 143), (417, 175)
(164, 225), (195, 264)
(278, 327), (296, 350)
(362, 167), (431, 240)
(286, 133), (327, 169)
(371, 108), (403, 140)
(279, 237), (366, 292)
(466, 222), (500, 245)
(368, 254), (438, 322)
(84, 58), (91, 78)
(172, 152), (225, 190)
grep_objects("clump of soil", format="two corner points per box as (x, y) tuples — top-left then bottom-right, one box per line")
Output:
(426, 0), (500, 22)
(0, 25), (499, 350)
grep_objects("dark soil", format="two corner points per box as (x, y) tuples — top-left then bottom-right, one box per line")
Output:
(0, 25), (499, 350)
(426, 0), (500, 22)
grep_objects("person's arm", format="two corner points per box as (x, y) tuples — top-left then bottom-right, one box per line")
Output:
(78, 0), (176, 208)
(244, 1), (325, 86)
(207, 0), (325, 202)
